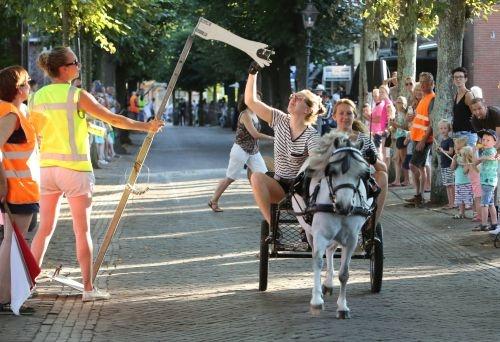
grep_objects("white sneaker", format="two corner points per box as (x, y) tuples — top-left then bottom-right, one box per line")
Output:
(82, 288), (110, 302)
(488, 226), (500, 235)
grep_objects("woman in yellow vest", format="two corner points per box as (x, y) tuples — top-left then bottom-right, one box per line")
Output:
(0, 66), (39, 314)
(30, 47), (164, 302)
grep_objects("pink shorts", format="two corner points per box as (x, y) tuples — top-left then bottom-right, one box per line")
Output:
(468, 171), (482, 198)
(41, 167), (95, 198)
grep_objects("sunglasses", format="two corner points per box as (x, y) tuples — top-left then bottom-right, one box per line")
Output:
(19, 78), (31, 88)
(405, 83), (413, 86)
(65, 59), (80, 67)
(289, 93), (312, 107)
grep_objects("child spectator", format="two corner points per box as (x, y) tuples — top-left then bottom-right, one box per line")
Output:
(476, 130), (499, 233)
(451, 137), (473, 219)
(390, 96), (410, 186)
(402, 131), (413, 186)
(461, 146), (481, 222)
(436, 119), (455, 209)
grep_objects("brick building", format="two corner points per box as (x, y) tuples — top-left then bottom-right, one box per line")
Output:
(463, 5), (500, 106)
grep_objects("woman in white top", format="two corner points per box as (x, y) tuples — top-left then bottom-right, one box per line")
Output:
(208, 94), (273, 212)
(332, 98), (388, 224)
(244, 63), (323, 224)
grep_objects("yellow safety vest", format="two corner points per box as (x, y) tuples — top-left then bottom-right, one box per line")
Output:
(138, 95), (147, 110)
(29, 83), (92, 171)
(0, 101), (40, 204)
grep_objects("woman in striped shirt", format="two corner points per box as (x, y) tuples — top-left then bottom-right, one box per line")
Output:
(244, 63), (323, 224)
(333, 98), (388, 223)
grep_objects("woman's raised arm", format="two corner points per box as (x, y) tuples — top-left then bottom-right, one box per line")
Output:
(244, 65), (274, 124)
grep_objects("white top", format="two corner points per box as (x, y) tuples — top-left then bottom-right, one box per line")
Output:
(270, 109), (319, 179)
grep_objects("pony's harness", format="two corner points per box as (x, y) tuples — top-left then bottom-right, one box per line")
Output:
(294, 147), (379, 221)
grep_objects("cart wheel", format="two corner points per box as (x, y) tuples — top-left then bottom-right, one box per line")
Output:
(259, 220), (270, 291)
(370, 223), (383, 293)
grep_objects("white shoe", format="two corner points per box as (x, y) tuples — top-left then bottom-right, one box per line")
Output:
(488, 226), (500, 235)
(82, 288), (110, 302)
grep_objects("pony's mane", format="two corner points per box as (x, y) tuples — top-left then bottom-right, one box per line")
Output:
(307, 131), (349, 174)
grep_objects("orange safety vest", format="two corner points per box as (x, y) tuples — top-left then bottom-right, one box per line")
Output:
(0, 101), (40, 204)
(410, 92), (435, 143)
(129, 94), (139, 113)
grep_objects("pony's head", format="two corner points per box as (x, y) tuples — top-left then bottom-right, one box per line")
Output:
(312, 133), (370, 215)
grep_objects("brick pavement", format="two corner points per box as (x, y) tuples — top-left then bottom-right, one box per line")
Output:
(1, 127), (499, 342)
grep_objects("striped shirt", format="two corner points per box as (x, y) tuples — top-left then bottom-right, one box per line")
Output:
(354, 132), (379, 160)
(270, 109), (319, 179)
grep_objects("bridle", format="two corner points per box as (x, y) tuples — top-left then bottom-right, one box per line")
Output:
(295, 146), (372, 218)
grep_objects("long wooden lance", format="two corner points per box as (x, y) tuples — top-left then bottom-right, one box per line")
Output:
(89, 17), (274, 283)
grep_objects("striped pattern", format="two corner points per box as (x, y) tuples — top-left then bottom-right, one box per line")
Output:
(455, 183), (473, 205)
(354, 132), (379, 161)
(270, 109), (319, 179)
(440, 167), (455, 186)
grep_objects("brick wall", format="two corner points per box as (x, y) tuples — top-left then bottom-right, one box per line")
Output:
(471, 5), (500, 105)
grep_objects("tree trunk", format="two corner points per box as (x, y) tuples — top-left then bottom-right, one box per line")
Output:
(358, 14), (379, 113)
(81, 34), (93, 90)
(430, 0), (466, 204)
(397, 1), (418, 99)
(61, 2), (71, 46)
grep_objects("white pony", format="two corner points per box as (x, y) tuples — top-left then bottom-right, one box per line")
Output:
(291, 131), (373, 319)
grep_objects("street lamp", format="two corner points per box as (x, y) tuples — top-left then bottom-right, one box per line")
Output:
(301, 1), (319, 89)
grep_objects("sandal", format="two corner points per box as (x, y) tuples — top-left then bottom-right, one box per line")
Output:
(389, 183), (401, 187)
(0, 302), (35, 315)
(453, 214), (465, 219)
(208, 200), (223, 212)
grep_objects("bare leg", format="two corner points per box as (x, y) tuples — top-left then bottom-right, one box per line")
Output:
(424, 164), (431, 191)
(391, 150), (401, 185)
(374, 160), (388, 223)
(210, 178), (234, 204)
(418, 167), (426, 195)
(459, 203), (466, 217)
(409, 163), (421, 195)
(31, 193), (63, 266)
(447, 185), (455, 208)
(250, 173), (285, 224)
(67, 194), (93, 292)
(473, 197), (481, 220)
(489, 205), (498, 225)
(0, 213), (33, 303)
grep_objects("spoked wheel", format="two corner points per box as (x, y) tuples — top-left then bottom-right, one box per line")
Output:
(370, 223), (384, 293)
(259, 220), (270, 291)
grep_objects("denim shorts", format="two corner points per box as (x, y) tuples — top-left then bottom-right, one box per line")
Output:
(453, 131), (478, 148)
(481, 184), (496, 206)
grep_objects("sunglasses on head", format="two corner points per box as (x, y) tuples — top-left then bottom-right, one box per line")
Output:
(289, 93), (312, 107)
(65, 59), (80, 67)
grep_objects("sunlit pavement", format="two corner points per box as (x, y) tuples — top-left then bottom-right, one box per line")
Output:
(2, 126), (499, 342)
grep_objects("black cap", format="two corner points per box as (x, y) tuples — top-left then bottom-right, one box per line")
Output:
(478, 129), (497, 141)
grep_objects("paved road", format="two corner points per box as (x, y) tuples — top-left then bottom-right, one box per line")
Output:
(1, 126), (499, 342)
